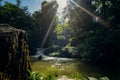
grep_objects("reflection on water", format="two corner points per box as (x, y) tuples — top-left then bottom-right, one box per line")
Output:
(31, 57), (120, 80)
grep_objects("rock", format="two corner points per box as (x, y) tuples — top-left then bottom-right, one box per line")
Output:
(57, 75), (74, 80)
(0, 24), (31, 80)
(88, 77), (98, 80)
(99, 76), (109, 80)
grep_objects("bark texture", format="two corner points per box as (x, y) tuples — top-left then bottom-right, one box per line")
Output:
(0, 24), (31, 80)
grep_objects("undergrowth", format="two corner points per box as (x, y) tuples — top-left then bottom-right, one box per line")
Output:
(28, 68), (110, 80)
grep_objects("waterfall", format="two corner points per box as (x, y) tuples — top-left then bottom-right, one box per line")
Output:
(36, 48), (46, 56)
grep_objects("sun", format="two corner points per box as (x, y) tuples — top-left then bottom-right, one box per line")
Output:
(56, 0), (67, 13)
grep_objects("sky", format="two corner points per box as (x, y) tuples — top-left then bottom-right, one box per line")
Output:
(2, 0), (46, 14)
(2, 0), (67, 14)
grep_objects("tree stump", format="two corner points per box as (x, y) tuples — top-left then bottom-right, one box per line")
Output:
(0, 24), (31, 80)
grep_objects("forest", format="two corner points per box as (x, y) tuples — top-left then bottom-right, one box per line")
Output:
(0, 0), (120, 80)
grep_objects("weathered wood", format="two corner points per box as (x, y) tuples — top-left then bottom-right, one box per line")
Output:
(0, 25), (31, 80)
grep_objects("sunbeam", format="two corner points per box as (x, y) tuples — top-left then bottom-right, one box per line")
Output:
(40, 1), (58, 48)
(69, 0), (111, 27)
(42, 1), (58, 17)
(41, 13), (57, 48)
(57, 0), (67, 13)
(68, 1), (87, 27)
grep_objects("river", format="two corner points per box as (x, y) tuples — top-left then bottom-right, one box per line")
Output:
(30, 55), (120, 80)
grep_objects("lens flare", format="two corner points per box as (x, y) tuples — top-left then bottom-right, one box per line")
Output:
(57, 0), (67, 13)
(69, 0), (111, 27)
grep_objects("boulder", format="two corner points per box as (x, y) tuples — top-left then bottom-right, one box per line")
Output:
(0, 24), (31, 80)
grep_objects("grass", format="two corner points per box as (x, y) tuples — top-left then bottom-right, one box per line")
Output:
(30, 58), (111, 80)
(30, 59), (110, 78)
(28, 68), (58, 80)
(31, 61), (52, 74)
(31, 60), (81, 76)
(28, 69), (110, 80)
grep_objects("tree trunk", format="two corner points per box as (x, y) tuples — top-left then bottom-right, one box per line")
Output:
(0, 24), (31, 80)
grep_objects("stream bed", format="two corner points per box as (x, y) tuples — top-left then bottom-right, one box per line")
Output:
(30, 56), (120, 80)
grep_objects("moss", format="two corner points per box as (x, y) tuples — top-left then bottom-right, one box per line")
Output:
(0, 72), (10, 80)
(0, 26), (31, 80)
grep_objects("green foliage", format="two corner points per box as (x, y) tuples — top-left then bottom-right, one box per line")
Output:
(69, 72), (110, 80)
(66, 0), (120, 66)
(54, 24), (63, 35)
(57, 35), (65, 40)
(0, 0), (43, 52)
(28, 69), (110, 80)
(69, 72), (88, 79)
(0, 2), (32, 28)
(16, 0), (21, 7)
(0, 72), (10, 80)
(54, 22), (69, 36)
(99, 77), (109, 80)
(94, 0), (120, 26)
(28, 68), (58, 80)
(55, 16), (59, 25)
(44, 67), (58, 80)
(53, 21), (70, 47)
(28, 70), (44, 80)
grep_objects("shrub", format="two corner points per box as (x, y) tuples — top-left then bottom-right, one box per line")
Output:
(44, 67), (58, 80)
(28, 70), (44, 80)
(69, 72), (89, 80)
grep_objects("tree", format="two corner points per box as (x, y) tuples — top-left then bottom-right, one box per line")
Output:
(65, 0), (120, 67)
(0, 0), (2, 5)
(31, 10), (43, 48)
(16, 0), (21, 7)
(0, 2), (35, 54)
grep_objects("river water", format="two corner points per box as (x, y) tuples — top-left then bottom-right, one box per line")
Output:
(30, 56), (120, 80)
